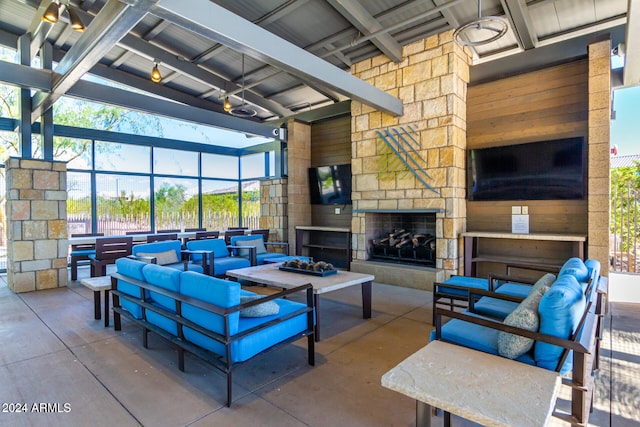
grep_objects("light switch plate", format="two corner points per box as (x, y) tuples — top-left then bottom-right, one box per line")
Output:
(334, 207), (341, 215)
(511, 206), (521, 215)
(521, 206), (528, 215)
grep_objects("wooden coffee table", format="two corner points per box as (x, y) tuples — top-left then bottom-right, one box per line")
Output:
(226, 263), (374, 341)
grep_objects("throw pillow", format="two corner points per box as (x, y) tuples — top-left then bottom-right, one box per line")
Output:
(236, 238), (267, 257)
(137, 249), (179, 266)
(239, 295), (280, 317)
(497, 290), (546, 359)
(528, 273), (556, 297)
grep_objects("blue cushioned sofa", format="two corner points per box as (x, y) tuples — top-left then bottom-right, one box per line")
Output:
(431, 257), (604, 426)
(131, 239), (207, 273)
(110, 258), (315, 407)
(185, 238), (252, 277)
(229, 234), (289, 265)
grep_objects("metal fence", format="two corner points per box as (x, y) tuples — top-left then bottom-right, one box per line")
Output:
(611, 184), (639, 273)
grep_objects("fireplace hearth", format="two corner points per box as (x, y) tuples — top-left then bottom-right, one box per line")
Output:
(369, 229), (435, 267)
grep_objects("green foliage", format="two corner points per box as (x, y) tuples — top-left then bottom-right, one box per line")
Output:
(610, 161), (640, 252)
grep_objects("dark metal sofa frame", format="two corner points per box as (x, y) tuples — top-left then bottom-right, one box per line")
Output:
(110, 273), (315, 407)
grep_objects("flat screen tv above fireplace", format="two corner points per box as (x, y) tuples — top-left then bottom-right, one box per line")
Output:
(468, 137), (586, 201)
(308, 164), (352, 205)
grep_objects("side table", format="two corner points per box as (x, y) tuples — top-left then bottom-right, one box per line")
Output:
(80, 275), (113, 327)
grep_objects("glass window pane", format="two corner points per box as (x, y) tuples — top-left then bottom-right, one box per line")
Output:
(0, 171), (5, 270)
(0, 131), (20, 162)
(241, 180), (260, 229)
(154, 147), (198, 176)
(67, 172), (92, 235)
(241, 153), (265, 179)
(54, 137), (92, 169)
(96, 174), (150, 235)
(201, 180), (239, 230)
(154, 177), (199, 230)
(95, 141), (150, 173)
(202, 153), (238, 179)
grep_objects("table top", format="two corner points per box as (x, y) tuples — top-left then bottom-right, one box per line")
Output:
(226, 263), (374, 294)
(381, 340), (561, 427)
(80, 275), (112, 291)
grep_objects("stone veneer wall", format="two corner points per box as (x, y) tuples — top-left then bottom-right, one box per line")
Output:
(285, 120), (311, 255)
(5, 158), (68, 293)
(259, 178), (288, 242)
(350, 30), (471, 275)
(587, 39), (612, 275)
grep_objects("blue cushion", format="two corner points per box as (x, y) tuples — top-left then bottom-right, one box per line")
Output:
(115, 258), (148, 319)
(495, 283), (531, 298)
(70, 249), (95, 257)
(142, 264), (181, 335)
(585, 259), (600, 281)
(180, 272), (241, 357)
(473, 297), (520, 319)
(535, 275), (585, 373)
(230, 235), (267, 256)
(558, 257), (589, 283)
(256, 252), (288, 264)
(232, 298), (309, 362)
(211, 256), (251, 276)
(435, 276), (489, 297)
(430, 319), (535, 366)
(186, 239), (229, 262)
(163, 262), (204, 274)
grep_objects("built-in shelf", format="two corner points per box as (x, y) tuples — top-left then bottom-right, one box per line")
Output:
(295, 226), (351, 269)
(461, 231), (587, 277)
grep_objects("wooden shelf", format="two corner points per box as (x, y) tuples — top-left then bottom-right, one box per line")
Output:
(296, 226), (351, 269)
(462, 231), (586, 277)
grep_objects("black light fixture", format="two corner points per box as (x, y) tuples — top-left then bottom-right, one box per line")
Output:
(150, 62), (162, 83)
(453, 0), (508, 46)
(41, 1), (85, 32)
(42, 2), (59, 23)
(67, 6), (85, 32)
(229, 54), (257, 118)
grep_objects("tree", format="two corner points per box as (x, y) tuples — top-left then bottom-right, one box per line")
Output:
(610, 161), (640, 254)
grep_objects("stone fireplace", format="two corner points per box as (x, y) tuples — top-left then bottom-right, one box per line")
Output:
(349, 30), (471, 291)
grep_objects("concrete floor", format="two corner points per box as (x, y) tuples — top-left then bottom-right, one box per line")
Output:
(0, 266), (637, 427)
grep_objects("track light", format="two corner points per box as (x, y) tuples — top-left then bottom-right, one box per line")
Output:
(151, 63), (162, 83)
(223, 96), (232, 112)
(67, 7), (85, 32)
(42, 2), (59, 23)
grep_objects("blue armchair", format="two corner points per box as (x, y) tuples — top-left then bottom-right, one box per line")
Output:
(131, 240), (205, 274)
(186, 238), (252, 277)
(229, 234), (289, 265)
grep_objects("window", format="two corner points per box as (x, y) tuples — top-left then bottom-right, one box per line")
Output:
(154, 177), (199, 230)
(202, 153), (238, 179)
(95, 142), (150, 173)
(96, 174), (151, 235)
(201, 179), (239, 229)
(67, 172), (92, 235)
(154, 147), (198, 176)
(54, 137), (92, 169)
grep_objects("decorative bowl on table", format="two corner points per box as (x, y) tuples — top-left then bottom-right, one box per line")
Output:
(278, 259), (338, 277)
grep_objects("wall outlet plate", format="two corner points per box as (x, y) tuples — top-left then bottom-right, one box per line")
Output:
(334, 207), (341, 215)
(511, 206), (522, 215)
(521, 206), (529, 215)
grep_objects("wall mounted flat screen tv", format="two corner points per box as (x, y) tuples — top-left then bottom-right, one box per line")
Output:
(308, 164), (352, 205)
(468, 137), (585, 201)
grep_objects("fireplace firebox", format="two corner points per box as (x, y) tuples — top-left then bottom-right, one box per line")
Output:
(365, 212), (437, 267)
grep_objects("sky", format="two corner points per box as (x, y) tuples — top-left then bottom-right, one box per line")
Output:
(611, 85), (640, 157)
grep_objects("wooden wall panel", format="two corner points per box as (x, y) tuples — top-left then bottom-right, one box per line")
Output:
(466, 60), (589, 235)
(310, 115), (351, 167)
(310, 114), (352, 228)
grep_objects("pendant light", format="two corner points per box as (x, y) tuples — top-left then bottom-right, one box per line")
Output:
(42, 2), (59, 23)
(223, 96), (232, 112)
(229, 54), (257, 118)
(67, 6), (85, 32)
(151, 62), (162, 83)
(453, 0), (508, 46)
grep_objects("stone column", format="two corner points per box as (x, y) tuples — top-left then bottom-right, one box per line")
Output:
(587, 38), (612, 276)
(350, 30), (471, 278)
(5, 158), (68, 292)
(260, 178), (288, 242)
(285, 120), (311, 255)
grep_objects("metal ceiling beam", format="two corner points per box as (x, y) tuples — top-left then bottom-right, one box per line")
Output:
(327, 0), (402, 63)
(31, 0), (155, 122)
(116, 34), (292, 117)
(0, 59), (51, 91)
(624, 0), (640, 87)
(501, 0), (537, 50)
(152, 0), (403, 116)
(66, 79), (277, 138)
